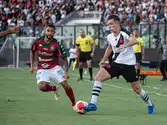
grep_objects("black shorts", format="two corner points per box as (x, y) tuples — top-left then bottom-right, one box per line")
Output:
(79, 51), (92, 62)
(104, 62), (137, 82)
(135, 53), (142, 63)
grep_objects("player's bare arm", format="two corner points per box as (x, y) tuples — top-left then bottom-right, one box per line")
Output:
(90, 42), (96, 57)
(0, 26), (19, 37)
(141, 46), (145, 60)
(30, 51), (35, 74)
(100, 44), (112, 67)
(62, 57), (70, 79)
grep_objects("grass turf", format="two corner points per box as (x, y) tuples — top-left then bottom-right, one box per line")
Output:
(0, 68), (167, 125)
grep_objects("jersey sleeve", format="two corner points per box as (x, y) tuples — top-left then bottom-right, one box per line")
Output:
(88, 35), (94, 44)
(76, 37), (80, 46)
(57, 41), (67, 58)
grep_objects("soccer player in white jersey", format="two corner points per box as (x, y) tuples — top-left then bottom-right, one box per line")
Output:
(84, 15), (155, 114)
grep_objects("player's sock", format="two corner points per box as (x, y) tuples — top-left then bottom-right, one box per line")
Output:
(43, 84), (56, 92)
(64, 87), (76, 106)
(89, 67), (93, 80)
(90, 81), (103, 104)
(139, 89), (152, 106)
(79, 68), (83, 79)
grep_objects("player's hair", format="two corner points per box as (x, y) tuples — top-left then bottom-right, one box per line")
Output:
(133, 28), (138, 31)
(46, 24), (55, 29)
(80, 29), (85, 32)
(107, 14), (120, 23)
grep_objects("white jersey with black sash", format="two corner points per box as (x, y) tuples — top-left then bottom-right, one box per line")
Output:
(107, 28), (136, 65)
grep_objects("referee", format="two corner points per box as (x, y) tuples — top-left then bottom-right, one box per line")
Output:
(76, 29), (96, 81)
(132, 29), (145, 79)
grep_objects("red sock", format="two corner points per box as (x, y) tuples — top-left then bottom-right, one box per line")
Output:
(43, 84), (56, 92)
(65, 87), (76, 106)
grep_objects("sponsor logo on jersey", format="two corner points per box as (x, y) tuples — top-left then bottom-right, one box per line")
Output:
(38, 57), (53, 62)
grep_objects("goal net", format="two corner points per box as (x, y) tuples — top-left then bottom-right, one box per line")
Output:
(15, 36), (74, 68)
(0, 37), (16, 67)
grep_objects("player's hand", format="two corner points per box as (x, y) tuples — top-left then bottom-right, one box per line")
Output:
(9, 26), (20, 34)
(119, 45), (126, 51)
(90, 52), (94, 57)
(64, 72), (70, 79)
(99, 60), (105, 68)
(29, 67), (34, 74)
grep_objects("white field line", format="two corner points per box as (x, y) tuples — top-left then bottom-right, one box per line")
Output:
(70, 74), (167, 97)
(1, 68), (167, 97)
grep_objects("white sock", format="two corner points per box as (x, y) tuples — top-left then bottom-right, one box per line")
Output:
(90, 81), (103, 104)
(139, 89), (152, 106)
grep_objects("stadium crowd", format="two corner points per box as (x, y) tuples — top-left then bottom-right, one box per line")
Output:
(0, 0), (103, 27)
(102, 0), (166, 24)
(0, 0), (166, 27)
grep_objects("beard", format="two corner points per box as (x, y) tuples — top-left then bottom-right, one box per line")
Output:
(45, 34), (53, 40)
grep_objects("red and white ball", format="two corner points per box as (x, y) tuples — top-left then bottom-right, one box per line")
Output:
(75, 100), (88, 114)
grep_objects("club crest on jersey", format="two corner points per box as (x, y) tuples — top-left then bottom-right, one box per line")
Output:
(116, 34), (124, 47)
(50, 46), (55, 50)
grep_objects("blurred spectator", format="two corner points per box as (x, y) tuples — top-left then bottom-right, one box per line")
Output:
(0, 0), (167, 29)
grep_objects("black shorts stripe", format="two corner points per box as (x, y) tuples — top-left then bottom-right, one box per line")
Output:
(92, 90), (101, 93)
(92, 93), (99, 96)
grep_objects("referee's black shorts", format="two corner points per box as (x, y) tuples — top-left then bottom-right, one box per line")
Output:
(135, 52), (142, 63)
(79, 51), (92, 62)
(104, 62), (138, 82)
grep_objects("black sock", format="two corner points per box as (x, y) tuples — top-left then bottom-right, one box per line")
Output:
(89, 68), (93, 79)
(79, 68), (83, 79)
(137, 69), (140, 76)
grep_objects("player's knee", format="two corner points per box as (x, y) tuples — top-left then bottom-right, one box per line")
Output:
(132, 86), (141, 94)
(38, 82), (46, 91)
(95, 75), (102, 81)
(61, 81), (70, 89)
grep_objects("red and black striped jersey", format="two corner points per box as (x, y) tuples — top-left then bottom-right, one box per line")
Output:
(31, 36), (67, 69)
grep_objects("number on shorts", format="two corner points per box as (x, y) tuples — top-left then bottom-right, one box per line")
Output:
(57, 70), (64, 75)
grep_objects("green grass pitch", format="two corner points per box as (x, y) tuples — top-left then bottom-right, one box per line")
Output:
(1, 68), (167, 125)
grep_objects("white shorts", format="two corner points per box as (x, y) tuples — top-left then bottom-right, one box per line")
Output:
(36, 66), (65, 84)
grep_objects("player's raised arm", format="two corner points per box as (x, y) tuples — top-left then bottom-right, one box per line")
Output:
(0, 26), (19, 37)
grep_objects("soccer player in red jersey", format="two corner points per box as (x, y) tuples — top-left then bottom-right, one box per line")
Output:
(29, 24), (76, 110)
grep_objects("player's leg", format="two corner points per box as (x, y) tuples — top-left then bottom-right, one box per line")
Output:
(68, 58), (72, 68)
(84, 64), (117, 111)
(78, 62), (84, 80)
(86, 52), (93, 81)
(50, 66), (76, 107)
(159, 60), (167, 81)
(135, 53), (142, 79)
(60, 81), (76, 107)
(121, 66), (154, 114)
(36, 70), (59, 96)
(86, 59), (93, 81)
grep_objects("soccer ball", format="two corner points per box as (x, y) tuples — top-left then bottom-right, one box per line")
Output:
(75, 100), (88, 114)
